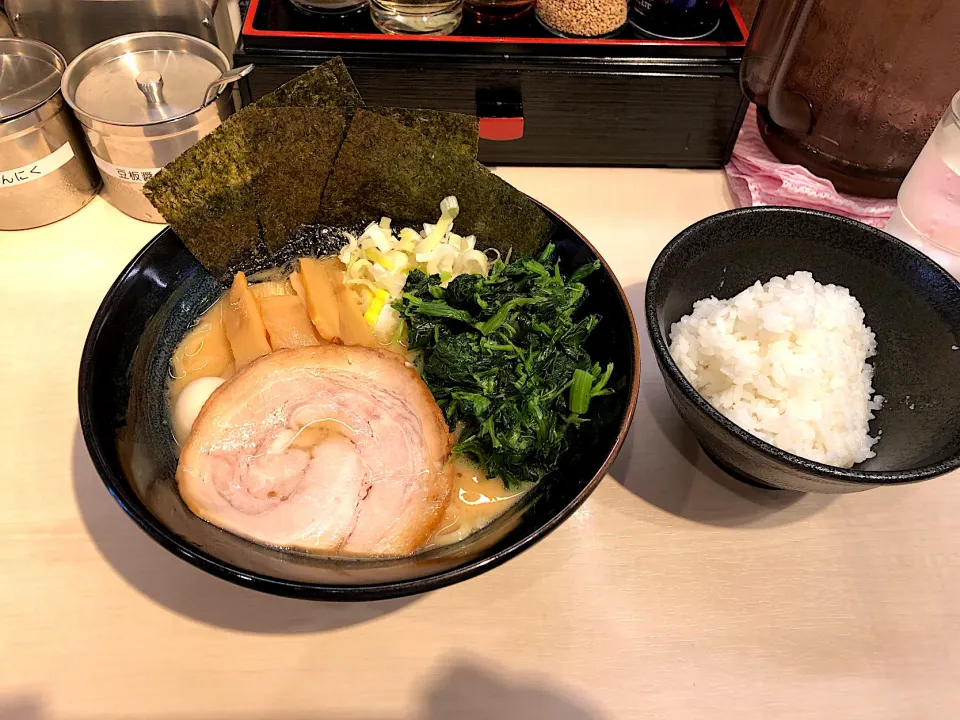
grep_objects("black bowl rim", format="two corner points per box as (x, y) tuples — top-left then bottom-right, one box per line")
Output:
(78, 207), (641, 601)
(644, 205), (960, 486)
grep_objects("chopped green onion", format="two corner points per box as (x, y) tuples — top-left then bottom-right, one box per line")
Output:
(569, 369), (595, 414)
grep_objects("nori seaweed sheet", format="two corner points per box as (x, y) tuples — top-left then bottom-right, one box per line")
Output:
(317, 108), (553, 258)
(254, 57), (364, 115)
(234, 106), (349, 254)
(373, 107), (479, 159)
(145, 105), (350, 279)
(143, 114), (255, 226)
(168, 188), (265, 277)
(144, 114), (263, 274)
(145, 58), (364, 278)
(145, 59), (542, 280)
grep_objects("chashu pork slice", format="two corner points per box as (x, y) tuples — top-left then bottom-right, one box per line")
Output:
(177, 345), (453, 556)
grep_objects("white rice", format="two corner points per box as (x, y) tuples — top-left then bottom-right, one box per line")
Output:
(668, 271), (883, 468)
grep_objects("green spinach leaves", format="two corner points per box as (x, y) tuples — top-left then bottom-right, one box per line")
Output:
(394, 244), (614, 488)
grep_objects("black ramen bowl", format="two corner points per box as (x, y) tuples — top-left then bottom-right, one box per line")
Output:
(79, 207), (639, 600)
(646, 207), (960, 494)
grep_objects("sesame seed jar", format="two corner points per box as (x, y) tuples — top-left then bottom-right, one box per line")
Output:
(535, 0), (628, 38)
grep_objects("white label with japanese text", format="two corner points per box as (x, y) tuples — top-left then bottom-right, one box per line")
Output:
(0, 143), (75, 189)
(94, 155), (164, 184)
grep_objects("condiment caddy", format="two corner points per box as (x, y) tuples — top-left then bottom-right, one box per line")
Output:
(287, 0), (730, 39)
(234, 0), (750, 167)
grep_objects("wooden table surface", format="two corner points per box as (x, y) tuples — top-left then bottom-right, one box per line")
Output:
(1, 168), (958, 720)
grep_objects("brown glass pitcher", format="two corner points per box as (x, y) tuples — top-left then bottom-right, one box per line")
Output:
(741, 0), (960, 198)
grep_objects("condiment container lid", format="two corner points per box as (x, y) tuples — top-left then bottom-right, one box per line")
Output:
(61, 32), (229, 127)
(0, 38), (65, 122)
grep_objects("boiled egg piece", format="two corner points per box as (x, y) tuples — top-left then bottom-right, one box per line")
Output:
(173, 376), (225, 444)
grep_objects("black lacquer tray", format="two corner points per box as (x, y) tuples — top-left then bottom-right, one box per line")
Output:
(235, 0), (750, 166)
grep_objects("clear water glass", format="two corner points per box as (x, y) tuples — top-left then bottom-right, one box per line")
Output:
(885, 88), (960, 276)
(370, 0), (463, 34)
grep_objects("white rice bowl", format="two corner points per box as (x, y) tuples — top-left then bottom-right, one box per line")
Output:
(668, 271), (884, 468)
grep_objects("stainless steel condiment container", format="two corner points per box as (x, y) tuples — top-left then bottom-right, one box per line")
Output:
(61, 32), (235, 223)
(0, 38), (100, 230)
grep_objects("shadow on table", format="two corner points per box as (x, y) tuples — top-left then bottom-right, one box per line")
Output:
(71, 427), (418, 634)
(420, 658), (605, 720)
(0, 697), (41, 720)
(0, 657), (605, 720)
(608, 282), (833, 529)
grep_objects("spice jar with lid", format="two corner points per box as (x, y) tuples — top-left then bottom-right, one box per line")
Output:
(466, 0), (536, 24)
(62, 32), (241, 223)
(630, 0), (725, 40)
(536, 0), (628, 37)
(0, 38), (100, 230)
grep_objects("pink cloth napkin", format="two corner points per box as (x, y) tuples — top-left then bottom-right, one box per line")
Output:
(725, 105), (896, 228)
